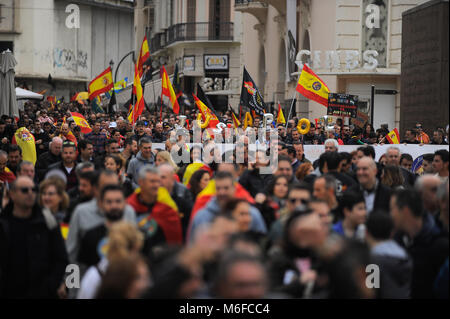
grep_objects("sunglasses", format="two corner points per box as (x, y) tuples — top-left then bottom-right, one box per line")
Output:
(63, 141), (75, 146)
(18, 186), (38, 194)
(288, 198), (309, 205)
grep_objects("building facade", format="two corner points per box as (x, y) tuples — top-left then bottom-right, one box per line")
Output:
(0, 0), (134, 100)
(133, 0), (243, 113)
(238, 0), (431, 131)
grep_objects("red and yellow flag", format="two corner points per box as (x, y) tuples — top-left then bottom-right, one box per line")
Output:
(161, 66), (180, 114)
(183, 162), (213, 186)
(193, 94), (219, 128)
(137, 36), (150, 78)
(12, 127), (36, 165)
(231, 111), (241, 129)
(277, 102), (286, 125)
(386, 128), (400, 144)
(70, 112), (92, 134)
(88, 67), (114, 100)
(296, 64), (330, 107)
(128, 63), (146, 125)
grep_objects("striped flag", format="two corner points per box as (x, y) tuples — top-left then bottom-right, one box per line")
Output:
(161, 66), (180, 114)
(385, 128), (400, 144)
(70, 112), (92, 134)
(296, 64), (330, 107)
(137, 36), (150, 78)
(277, 102), (286, 124)
(128, 63), (145, 125)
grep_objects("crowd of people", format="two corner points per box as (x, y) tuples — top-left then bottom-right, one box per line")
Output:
(0, 98), (448, 299)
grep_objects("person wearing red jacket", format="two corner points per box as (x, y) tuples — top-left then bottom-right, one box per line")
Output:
(126, 166), (182, 257)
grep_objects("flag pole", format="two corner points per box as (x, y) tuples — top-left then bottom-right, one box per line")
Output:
(285, 90), (297, 129)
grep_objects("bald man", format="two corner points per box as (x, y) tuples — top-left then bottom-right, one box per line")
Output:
(35, 137), (63, 181)
(347, 156), (391, 214)
(159, 164), (193, 238)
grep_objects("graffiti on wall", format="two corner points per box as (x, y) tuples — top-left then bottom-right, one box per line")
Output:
(53, 48), (88, 72)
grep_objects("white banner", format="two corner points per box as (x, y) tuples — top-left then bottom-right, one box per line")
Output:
(304, 144), (449, 162)
(152, 143), (449, 164)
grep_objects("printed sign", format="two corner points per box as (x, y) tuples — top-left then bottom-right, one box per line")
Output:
(204, 55), (229, 71)
(327, 93), (359, 118)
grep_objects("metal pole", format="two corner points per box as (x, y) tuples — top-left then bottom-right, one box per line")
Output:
(113, 51), (135, 112)
(285, 90), (297, 129)
(371, 85), (375, 127)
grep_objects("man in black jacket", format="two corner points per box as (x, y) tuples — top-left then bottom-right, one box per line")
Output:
(391, 189), (449, 298)
(35, 137), (63, 181)
(158, 164), (193, 239)
(348, 156), (391, 214)
(152, 122), (167, 143)
(239, 150), (273, 198)
(32, 120), (52, 157)
(0, 176), (68, 298)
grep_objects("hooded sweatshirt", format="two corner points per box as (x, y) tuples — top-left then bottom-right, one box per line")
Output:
(126, 150), (155, 188)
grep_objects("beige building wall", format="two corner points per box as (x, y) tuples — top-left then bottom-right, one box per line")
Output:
(238, 0), (431, 129)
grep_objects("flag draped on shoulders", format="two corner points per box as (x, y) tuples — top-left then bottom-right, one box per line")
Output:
(12, 127), (36, 165)
(127, 187), (182, 244)
(296, 64), (330, 107)
(88, 67), (114, 100)
(183, 162), (213, 186)
(161, 66), (180, 114)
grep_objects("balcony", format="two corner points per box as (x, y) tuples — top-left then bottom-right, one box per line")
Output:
(149, 32), (166, 53)
(234, 0), (268, 23)
(149, 22), (233, 54)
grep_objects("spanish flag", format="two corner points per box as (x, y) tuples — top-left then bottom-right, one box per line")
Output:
(161, 66), (180, 114)
(128, 63), (146, 125)
(193, 94), (219, 128)
(385, 128), (400, 144)
(12, 127), (36, 165)
(88, 67), (114, 100)
(127, 187), (182, 244)
(231, 110), (241, 129)
(70, 112), (92, 134)
(183, 162), (213, 186)
(277, 102), (286, 124)
(137, 36), (150, 78)
(296, 64), (330, 107)
(71, 92), (89, 102)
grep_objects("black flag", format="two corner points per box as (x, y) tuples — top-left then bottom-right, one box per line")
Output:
(239, 67), (266, 117)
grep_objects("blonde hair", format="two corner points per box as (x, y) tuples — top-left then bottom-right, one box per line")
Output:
(156, 150), (178, 172)
(107, 222), (144, 263)
(39, 177), (69, 211)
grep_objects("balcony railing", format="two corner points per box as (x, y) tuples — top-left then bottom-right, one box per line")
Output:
(149, 22), (233, 52)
